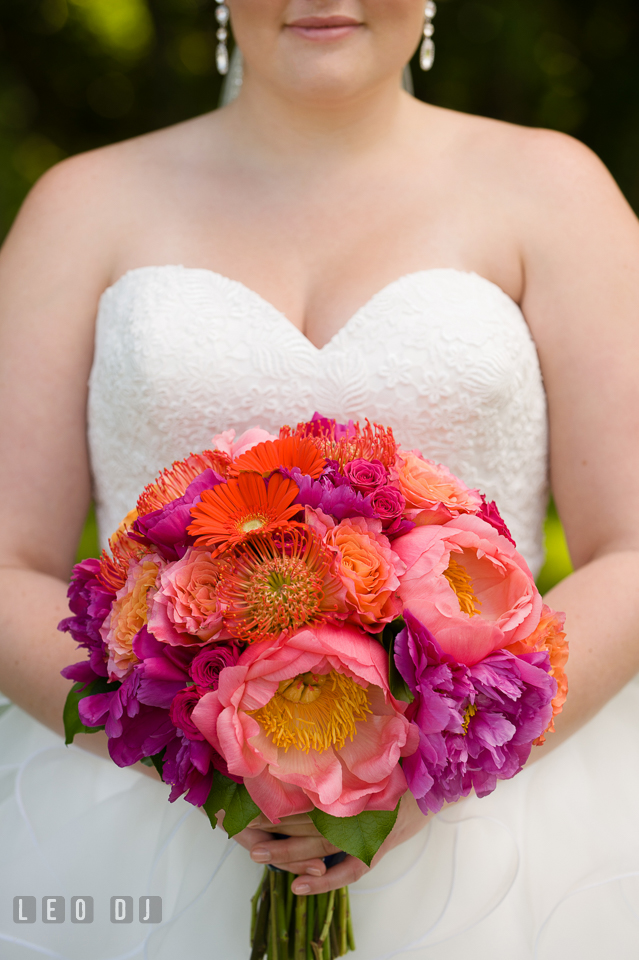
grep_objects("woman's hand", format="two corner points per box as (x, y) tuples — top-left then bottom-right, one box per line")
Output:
(231, 792), (430, 895)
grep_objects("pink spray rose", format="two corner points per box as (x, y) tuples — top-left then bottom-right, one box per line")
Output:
(396, 452), (482, 525)
(393, 514), (542, 666)
(343, 459), (388, 495)
(192, 624), (418, 823)
(148, 547), (231, 646)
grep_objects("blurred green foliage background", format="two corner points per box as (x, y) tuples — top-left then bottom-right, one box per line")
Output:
(4, 0), (631, 588)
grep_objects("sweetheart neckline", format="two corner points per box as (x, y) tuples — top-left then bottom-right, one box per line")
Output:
(100, 265), (523, 353)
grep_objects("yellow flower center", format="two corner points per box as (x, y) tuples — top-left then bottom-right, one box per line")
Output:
(239, 515), (267, 533)
(462, 702), (477, 734)
(443, 556), (481, 617)
(250, 670), (371, 753)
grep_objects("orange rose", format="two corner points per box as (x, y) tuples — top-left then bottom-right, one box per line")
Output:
(396, 452), (481, 524)
(101, 555), (162, 679)
(324, 517), (405, 629)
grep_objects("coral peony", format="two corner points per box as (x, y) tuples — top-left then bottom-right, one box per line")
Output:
(396, 452), (482, 524)
(394, 515), (542, 665)
(148, 546), (229, 646)
(192, 623), (418, 822)
(101, 554), (164, 679)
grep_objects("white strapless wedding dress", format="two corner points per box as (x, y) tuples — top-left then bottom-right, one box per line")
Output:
(1, 266), (638, 959)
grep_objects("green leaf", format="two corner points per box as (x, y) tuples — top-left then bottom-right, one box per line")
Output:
(309, 803), (400, 867)
(62, 677), (117, 745)
(140, 749), (166, 778)
(380, 618), (414, 705)
(202, 770), (260, 837)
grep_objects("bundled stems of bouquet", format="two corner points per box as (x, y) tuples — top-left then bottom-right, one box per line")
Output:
(250, 868), (355, 960)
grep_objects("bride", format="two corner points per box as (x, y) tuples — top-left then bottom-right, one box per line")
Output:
(1, 2), (639, 957)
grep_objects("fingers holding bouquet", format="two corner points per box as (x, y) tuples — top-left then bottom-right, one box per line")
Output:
(59, 415), (568, 958)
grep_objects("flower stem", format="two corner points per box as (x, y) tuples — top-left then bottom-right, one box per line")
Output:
(294, 887), (308, 960)
(268, 870), (279, 960)
(250, 870), (270, 960)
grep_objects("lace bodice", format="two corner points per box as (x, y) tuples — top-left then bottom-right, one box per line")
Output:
(88, 265), (548, 574)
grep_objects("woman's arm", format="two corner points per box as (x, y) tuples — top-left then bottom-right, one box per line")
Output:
(520, 130), (639, 749)
(0, 152), (147, 765)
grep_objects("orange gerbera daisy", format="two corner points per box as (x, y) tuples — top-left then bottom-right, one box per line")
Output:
(280, 419), (397, 471)
(219, 527), (347, 643)
(136, 450), (231, 517)
(98, 508), (147, 592)
(188, 472), (302, 551)
(230, 436), (326, 480)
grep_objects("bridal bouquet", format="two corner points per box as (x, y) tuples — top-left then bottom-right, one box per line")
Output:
(60, 415), (568, 959)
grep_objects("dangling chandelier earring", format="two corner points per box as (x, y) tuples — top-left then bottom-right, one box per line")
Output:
(215, 0), (230, 76)
(420, 0), (436, 71)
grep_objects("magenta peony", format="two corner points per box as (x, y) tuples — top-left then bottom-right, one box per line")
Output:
(191, 623), (418, 823)
(395, 612), (556, 812)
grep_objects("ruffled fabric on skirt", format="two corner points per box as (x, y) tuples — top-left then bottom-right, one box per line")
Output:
(1, 677), (638, 960)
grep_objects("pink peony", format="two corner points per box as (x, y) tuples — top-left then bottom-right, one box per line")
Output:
(213, 426), (277, 460)
(148, 547), (231, 646)
(396, 452), (482, 525)
(393, 515), (542, 666)
(191, 624), (418, 823)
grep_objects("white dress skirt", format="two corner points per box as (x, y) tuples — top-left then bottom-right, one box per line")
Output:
(1, 266), (638, 959)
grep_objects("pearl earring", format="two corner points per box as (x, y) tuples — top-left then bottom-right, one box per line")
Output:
(215, 1), (230, 76)
(420, 1), (436, 71)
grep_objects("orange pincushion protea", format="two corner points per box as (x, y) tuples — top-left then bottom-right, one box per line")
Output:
(136, 450), (231, 517)
(281, 419), (397, 471)
(230, 436), (326, 480)
(98, 508), (147, 592)
(219, 527), (347, 643)
(188, 472), (301, 551)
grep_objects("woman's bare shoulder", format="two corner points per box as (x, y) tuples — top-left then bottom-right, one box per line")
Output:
(420, 101), (614, 198)
(4, 112), (220, 290)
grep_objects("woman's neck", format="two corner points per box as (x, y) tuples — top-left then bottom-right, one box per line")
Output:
(221, 70), (414, 170)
